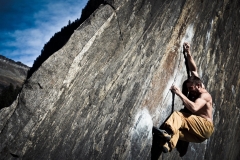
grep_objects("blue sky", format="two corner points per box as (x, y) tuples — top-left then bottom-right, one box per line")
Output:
(0, 0), (88, 67)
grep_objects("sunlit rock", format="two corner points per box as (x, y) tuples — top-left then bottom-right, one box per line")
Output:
(0, 0), (240, 159)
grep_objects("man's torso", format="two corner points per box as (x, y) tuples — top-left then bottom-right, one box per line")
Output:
(192, 91), (213, 122)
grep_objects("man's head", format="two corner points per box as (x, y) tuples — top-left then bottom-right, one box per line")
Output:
(185, 75), (203, 94)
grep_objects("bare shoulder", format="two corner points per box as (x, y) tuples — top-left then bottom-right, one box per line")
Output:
(200, 91), (212, 102)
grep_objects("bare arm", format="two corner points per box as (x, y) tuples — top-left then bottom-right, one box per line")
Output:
(170, 85), (207, 113)
(183, 42), (199, 77)
(178, 93), (207, 113)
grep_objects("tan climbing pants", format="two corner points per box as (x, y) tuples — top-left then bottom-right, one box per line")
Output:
(164, 111), (214, 150)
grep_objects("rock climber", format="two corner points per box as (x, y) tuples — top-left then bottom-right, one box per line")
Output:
(153, 42), (214, 153)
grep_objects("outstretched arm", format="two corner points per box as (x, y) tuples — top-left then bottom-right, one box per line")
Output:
(183, 42), (199, 77)
(183, 42), (205, 88)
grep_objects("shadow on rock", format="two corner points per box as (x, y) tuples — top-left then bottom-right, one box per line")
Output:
(151, 131), (164, 160)
(176, 140), (189, 157)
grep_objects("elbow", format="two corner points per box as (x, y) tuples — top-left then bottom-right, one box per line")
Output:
(185, 105), (198, 113)
(190, 106), (200, 113)
(191, 108), (198, 113)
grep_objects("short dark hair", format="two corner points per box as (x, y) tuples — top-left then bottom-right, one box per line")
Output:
(185, 75), (202, 86)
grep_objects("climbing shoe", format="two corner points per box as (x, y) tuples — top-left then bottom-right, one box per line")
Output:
(152, 126), (171, 141)
(162, 142), (171, 153)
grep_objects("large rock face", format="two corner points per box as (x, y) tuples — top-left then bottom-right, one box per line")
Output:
(0, 0), (240, 159)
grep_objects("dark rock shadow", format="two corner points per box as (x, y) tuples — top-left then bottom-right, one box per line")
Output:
(182, 47), (190, 79)
(175, 76), (192, 157)
(150, 92), (175, 159)
(151, 48), (196, 158)
(151, 132), (164, 160)
(151, 60), (192, 158)
(174, 48), (193, 157)
(176, 140), (189, 157)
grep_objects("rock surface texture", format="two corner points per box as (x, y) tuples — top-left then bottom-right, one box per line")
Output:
(0, 0), (240, 159)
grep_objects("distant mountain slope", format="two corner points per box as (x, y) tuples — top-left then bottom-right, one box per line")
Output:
(0, 55), (29, 92)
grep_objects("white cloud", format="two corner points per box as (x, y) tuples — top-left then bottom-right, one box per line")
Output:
(2, 0), (88, 67)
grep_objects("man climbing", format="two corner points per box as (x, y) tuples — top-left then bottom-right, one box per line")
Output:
(153, 42), (214, 153)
